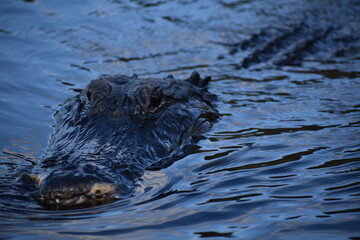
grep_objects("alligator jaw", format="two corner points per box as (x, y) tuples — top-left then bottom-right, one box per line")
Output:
(34, 182), (119, 209)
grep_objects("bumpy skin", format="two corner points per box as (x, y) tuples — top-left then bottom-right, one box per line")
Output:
(24, 72), (218, 208)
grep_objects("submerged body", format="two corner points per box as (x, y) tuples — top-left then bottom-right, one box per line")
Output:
(20, 72), (219, 208)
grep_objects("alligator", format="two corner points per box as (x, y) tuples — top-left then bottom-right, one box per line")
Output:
(18, 72), (219, 208)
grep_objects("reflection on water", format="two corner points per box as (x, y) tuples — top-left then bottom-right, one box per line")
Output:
(1, 0), (359, 239)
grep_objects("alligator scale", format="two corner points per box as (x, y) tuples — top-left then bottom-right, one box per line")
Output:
(19, 72), (219, 208)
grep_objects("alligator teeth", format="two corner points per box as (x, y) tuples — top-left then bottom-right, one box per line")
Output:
(75, 196), (87, 205)
(114, 194), (121, 199)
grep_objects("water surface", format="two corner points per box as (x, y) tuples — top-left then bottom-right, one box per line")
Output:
(1, 0), (359, 239)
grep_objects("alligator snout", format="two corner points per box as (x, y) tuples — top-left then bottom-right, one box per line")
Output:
(44, 173), (115, 201)
(21, 166), (123, 208)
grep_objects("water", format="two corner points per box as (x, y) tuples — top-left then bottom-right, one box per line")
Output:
(1, 0), (360, 239)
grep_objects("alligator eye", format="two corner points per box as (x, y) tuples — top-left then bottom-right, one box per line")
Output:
(149, 87), (164, 109)
(136, 86), (167, 115)
(87, 90), (92, 100)
(86, 79), (112, 102)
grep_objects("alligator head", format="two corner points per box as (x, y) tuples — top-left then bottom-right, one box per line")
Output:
(18, 72), (218, 209)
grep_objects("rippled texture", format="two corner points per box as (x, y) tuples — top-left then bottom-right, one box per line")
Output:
(1, 0), (359, 239)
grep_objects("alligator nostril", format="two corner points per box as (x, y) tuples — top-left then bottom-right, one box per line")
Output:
(88, 183), (117, 198)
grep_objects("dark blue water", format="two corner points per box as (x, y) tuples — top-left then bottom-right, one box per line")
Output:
(1, 0), (360, 239)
